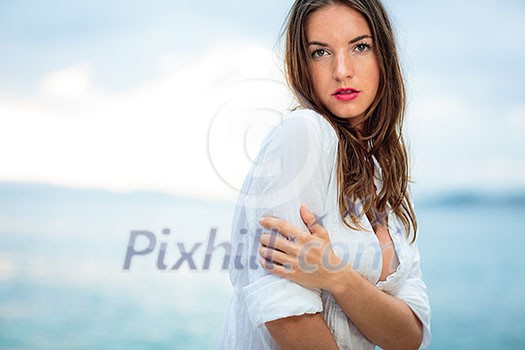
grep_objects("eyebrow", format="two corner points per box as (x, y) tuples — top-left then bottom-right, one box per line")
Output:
(307, 34), (372, 47)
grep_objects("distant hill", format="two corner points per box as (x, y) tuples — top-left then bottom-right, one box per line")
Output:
(1, 181), (524, 210)
(415, 190), (525, 208)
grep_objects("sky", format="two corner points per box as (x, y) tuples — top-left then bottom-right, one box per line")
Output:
(0, 0), (524, 200)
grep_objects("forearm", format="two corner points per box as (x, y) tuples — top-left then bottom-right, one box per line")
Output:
(330, 267), (423, 350)
(265, 312), (339, 350)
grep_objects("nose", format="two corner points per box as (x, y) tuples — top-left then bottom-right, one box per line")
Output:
(333, 51), (354, 81)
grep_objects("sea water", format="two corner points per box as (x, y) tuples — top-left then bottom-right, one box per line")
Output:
(0, 183), (523, 349)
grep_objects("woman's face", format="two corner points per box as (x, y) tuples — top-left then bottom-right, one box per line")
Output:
(305, 4), (380, 130)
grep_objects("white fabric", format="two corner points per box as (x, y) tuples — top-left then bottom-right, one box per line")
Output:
(217, 108), (431, 349)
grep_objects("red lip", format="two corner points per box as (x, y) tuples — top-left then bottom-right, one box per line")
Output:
(332, 87), (360, 102)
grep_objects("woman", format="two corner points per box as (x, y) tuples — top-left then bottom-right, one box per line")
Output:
(218, 0), (431, 349)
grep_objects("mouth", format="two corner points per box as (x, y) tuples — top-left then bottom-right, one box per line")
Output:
(332, 87), (361, 101)
(333, 88), (360, 95)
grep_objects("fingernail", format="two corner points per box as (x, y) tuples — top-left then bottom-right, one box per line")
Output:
(259, 217), (266, 224)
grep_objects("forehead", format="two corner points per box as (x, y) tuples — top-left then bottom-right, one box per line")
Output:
(305, 4), (371, 41)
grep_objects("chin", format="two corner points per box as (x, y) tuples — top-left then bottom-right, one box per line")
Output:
(330, 108), (366, 122)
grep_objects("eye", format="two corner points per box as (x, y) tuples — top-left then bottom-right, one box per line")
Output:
(354, 42), (372, 53)
(311, 48), (330, 58)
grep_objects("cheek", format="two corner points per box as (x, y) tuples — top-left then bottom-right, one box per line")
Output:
(369, 61), (381, 91)
(310, 66), (330, 98)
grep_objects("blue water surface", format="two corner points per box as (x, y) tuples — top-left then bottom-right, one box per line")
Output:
(0, 183), (523, 349)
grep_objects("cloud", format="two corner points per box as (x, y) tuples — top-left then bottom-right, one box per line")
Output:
(508, 104), (525, 129)
(39, 64), (93, 99)
(0, 256), (16, 281)
(406, 93), (525, 192)
(476, 157), (525, 186)
(0, 40), (291, 200)
(1, 0), (524, 198)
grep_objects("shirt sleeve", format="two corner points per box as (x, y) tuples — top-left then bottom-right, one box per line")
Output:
(394, 242), (432, 348)
(237, 111), (333, 329)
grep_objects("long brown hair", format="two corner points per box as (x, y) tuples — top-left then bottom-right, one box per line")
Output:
(283, 0), (418, 242)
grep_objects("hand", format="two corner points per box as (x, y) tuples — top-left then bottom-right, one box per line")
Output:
(258, 204), (349, 292)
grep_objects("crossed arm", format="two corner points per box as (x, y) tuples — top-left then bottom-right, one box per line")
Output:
(266, 313), (339, 350)
(259, 205), (423, 350)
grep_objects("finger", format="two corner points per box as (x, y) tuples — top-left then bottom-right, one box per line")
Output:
(259, 246), (294, 267)
(300, 204), (328, 238)
(259, 256), (293, 275)
(259, 216), (302, 241)
(300, 204), (316, 227)
(260, 233), (298, 256)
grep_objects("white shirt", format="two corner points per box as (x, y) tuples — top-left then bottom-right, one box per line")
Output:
(217, 108), (431, 349)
